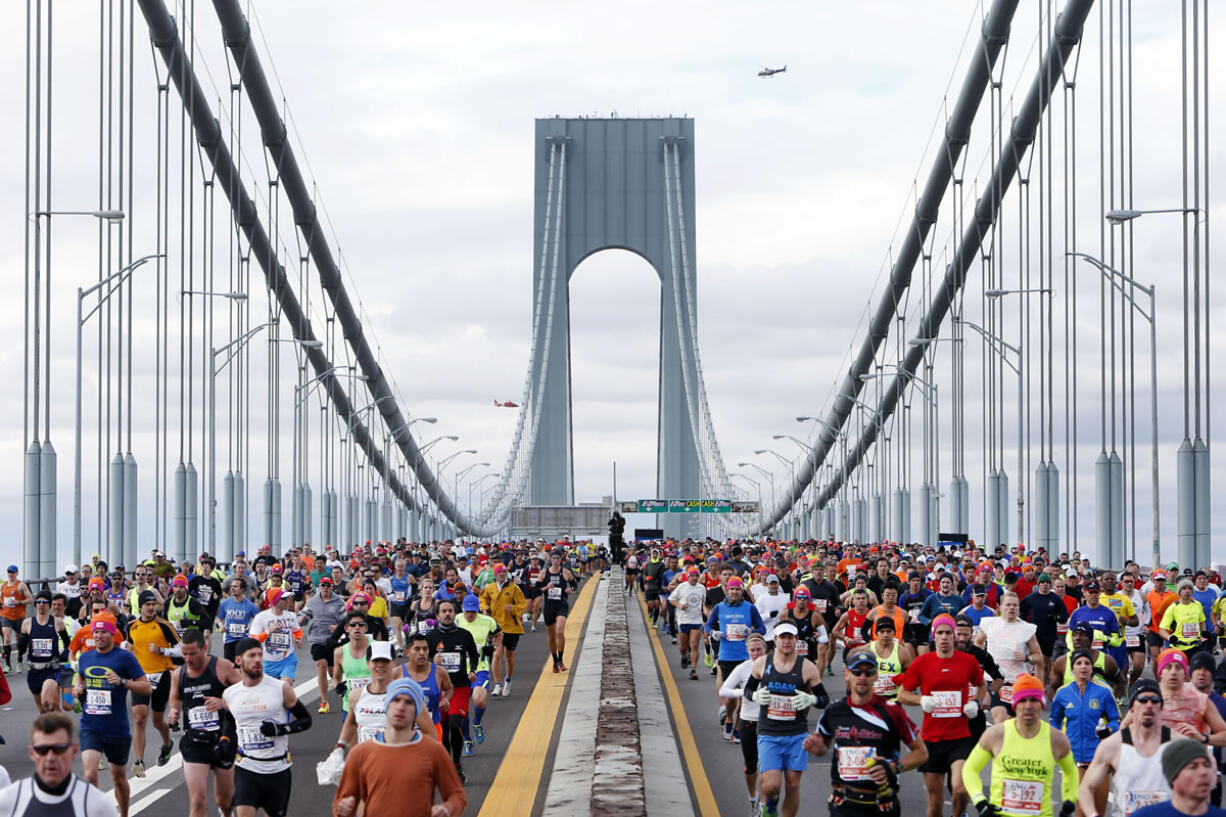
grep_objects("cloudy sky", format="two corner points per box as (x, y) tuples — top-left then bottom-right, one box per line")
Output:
(1, 1), (1223, 570)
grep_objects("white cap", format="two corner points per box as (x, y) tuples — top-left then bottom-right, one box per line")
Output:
(63, 564), (78, 574)
(368, 641), (394, 662)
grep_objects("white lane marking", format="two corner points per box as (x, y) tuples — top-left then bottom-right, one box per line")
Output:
(122, 674), (320, 814)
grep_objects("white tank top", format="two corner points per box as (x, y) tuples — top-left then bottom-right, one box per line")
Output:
(223, 674), (290, 773)
(355, 687), (388, 743)
(1107, 729), (1172, 817)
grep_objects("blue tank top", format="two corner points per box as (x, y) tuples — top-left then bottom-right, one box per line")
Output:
(389, 577), (412, 606)
(404, 663), (443, 723)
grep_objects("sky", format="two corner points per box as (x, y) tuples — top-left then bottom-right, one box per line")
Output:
(1, 1), (1224, 572)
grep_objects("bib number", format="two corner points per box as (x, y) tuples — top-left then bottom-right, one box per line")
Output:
(1182, 622), (1200, 639)
(547, 586), (563, 601)
(1125, 633), (1141, 648)
(1001, 779), (1044, 816)
(349, 677), (371, 695)
(815, 599), (828, 612)
(85, 688), (112, 716)
(146, 672), (163, 688)
(31, 637), (53, 657)
(874, 676), (897, 696)
(1122, 791), (1166, 816)
(437, 652), (461, 673)
(188, 706), (220, 731)
(767, 694), (796, 721)
(999, 684), (1013, 704)
(357, 726), (381, 743)
(238, 725), (274, 752)
(391, 591), (406, 603)
(795, 640), (808, 656)
(837, 745), (875, 782)
(267, 632), (292, 652)
(725, 623), (748, 642)
(227, 622), (247, 639)
(1056, 622), (1068, 635)
(932, 690), (962, 718)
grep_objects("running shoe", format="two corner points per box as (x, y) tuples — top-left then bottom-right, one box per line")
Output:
(689, 670), (699, 681)
(98, 757), (106, 771)
(501, 678), (512, 696)
(456, 764), (466, 783)
(722, 721), (734, 741)
(132, 759), (146, 778)
(318, 701), (331, 714)
(731, 727), (740, 744)
(474, 724), (485, 744)
(157, 743), (172, 766)
(558, 661), (568, 672)
(761, 799), (778, 817)
(681, 654), (689, 669)
(462, 740), (474, 757)
(749, 796), (760, 817)
(492, 683), (503, 697)
(671, 635), (678, 644)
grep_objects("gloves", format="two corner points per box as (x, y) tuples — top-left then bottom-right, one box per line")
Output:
(921, 695), (938, 713)
(793, 691), (818, 711)
(751, 687), (773, 706)
(711, 630), (722, 642)
(963, 699), (979, 718)
(335, 680), (348, 698)
(975, 800), (1001, 817)
(213, 735), (236, 768)
(259, 720), (287, 738)
(812, 682), (830, 709)
(1058, 801), (1076, 817)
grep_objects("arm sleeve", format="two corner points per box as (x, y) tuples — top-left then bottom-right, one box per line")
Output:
(962, 742), (993, 805)
(743, 671), (762, 700)
(1057, 747), (1080, 802)
(284, 699), (312, 734)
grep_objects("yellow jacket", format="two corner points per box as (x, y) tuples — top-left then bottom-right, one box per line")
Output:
(479, 580), (527, 635)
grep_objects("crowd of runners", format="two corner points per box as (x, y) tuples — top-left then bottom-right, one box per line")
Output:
(0, 539), (602, 816)
(3, 535), (1226, 817)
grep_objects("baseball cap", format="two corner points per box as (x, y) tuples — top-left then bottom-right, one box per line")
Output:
(1071, 620), (1095, 635)
(6, 565), (17, 574)
(63, 564), (78, 574)
(765, 574), (780, 584)
(971, 584), (987, 596)
(1084, 580), (1101, 592)
(845, 649), (878, 670)
(462, 595), (481, 612)
(773, 622), (799, 637)
(318, 576), (333, 585)
(1152, 570), (1168, 580)
(368, 641), (394, 662)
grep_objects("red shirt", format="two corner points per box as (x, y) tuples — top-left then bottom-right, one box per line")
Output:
(894, 650), (984, 742)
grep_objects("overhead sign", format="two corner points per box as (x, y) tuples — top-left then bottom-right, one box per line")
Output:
(637, 499), (668, 513)
(633, 499), (742, 513)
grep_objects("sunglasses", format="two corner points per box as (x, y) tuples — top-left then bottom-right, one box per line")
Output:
(347, 622), (367, 628)
(849, 667), (878, 677)
(1134, 695), (1162, 705)
(31, 742), (73, 756)
(34, 599), (50, 605)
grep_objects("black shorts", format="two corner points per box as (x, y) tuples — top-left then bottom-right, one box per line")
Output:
(234, 766), (292, 817)
(1037, 637), (1055, 658)
(644, 590), (661, 602)
(907, 624), (930, 646)
(718, 660), (741, 686)
(310, 642), (333, 663)
(522, 587), (541, 600)
(543, 605), (568, 626)
(502, 633), (521, 652)
(132, 670), (171, 712)
(919, 736), (974, 775)
(989, 688), (1015, 717)
(1147, 631), (1165, 649)
(740, 720), (759, 774)
(223, 641), (239, 663)
(389, 603), (411, 620)
(180, 736), (233, 769)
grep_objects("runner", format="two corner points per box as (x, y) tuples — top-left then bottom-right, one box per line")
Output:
(805, 648), (928, 817)
(707, 576), (767, 742)
(400, 632), (454, 741)
(1047, 622), (1124, 701)
(1049, 649), (1122, 769)
(961, 674), (1079, 817)
(1160, 580), (1208, 659)
(1078, 679), (1172, 817)
(167, 627), (241, 817)
(218, 578), (260, 664)
(541, 550), (577, 672)
(222, 637), (313, 817)
(332, 678), (466, 817)
(1131, 738), (1225, 817)
(671, 566), (709, 680)
(1020, 573), (1069, 687)
(456, 593), (501, 749)
(478, 562), (525, 696)
(21, 589), (70, 712)
(0, 712), (119, 817)
(975, 592), (1042, 723)
(867, 615), (912, 701)
(1148, 649), (1226, 746)
(386, 560), (414, 655)
(896, 613), (986, 817)
(333, 640), (433, 751)
(718, 633), (769, 815)
(299, 575), (345, 714)
(248, 588), (303, 681)
(332, 610), (373, 718)
(73, 612), (152, 817)
(121, 591), (179, 778)
(742, 621), (825, 817)
(2, 565), (33, 672)
(424, 598), (479, 781)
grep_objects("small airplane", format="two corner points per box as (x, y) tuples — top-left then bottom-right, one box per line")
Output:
(493, 400), (519, 408)
(758, 65), (787, 77)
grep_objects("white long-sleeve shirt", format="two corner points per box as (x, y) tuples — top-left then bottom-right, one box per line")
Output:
(755, 592), (791, 640)
(718, 658), (760, 722)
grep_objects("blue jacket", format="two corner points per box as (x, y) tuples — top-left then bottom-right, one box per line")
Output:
(1049, 678), (1120, 764)
(705, 600), (766, 662)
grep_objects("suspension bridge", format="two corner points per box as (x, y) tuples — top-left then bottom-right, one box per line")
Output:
(13, 0), (1220, 577)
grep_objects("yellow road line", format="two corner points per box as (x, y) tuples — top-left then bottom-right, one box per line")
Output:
(638, 596), (720, 817)
(479, 572), (601, 817)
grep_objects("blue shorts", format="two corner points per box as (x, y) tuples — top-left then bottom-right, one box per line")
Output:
(264, 654), (298, 680)
(757, 732), (809, 772)
(80, 728), (132, 767)
(680, 623), (703, 634)
(475, 670), (491, 689)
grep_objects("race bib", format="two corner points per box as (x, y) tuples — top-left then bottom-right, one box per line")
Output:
(437, 651), (462, 672)
(357, 725), (381, 743)
(227, 621), (247, 639)
(1122, 791), (1167, 816)
(391, 591), (407, 603)
(85, 688), (112, 716)
(767, 693), (796, 721)
(547, 586), (563, 601)
(1182, 622), (1200, 639)
(1125, 633), (1141, 648)
(267, 632), (292, 652)
(874, 675), (897, 697)
(1091, 638), (1104, 650)
(999, 684), (1013, 704)
(3, 598), (16, 608)
(349, 677), (371, 695)
(188, 706), (220, 731)
(795, 640), (808, 656)
(31, 637), (53, 657)
(932, 690), (962, 718)
(1001, 779), (1044, 816)
(238, 725), (274, 752)
(198, 587), (213, 604)
(146, 672), (163, 688)
(837, 745), (875, 782)
(1056, 622), (1068, 635)
(815, 599), (828, 612)
(725, 623), (748, 642)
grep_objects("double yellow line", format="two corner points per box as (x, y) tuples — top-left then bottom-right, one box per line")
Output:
(479, 573), (600, 817)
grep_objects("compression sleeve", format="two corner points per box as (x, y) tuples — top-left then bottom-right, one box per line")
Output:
(1057, 747), (1079, 802)
(285, 699), (313, 735)
(962, 743), (992, 805)
(743, 673), (762, 700)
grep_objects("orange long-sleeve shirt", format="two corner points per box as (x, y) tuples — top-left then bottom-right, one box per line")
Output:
(333, 736), (466, 817)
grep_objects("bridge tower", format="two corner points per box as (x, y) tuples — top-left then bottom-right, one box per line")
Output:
(528, 117), (701, 538)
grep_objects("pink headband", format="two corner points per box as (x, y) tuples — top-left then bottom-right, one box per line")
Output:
(931, 614), (957, 633)
(92, 620), (119, 635)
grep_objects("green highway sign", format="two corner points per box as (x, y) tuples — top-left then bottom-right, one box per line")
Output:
(635, 499), (735, 513)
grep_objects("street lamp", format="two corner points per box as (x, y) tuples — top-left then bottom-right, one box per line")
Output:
(34, 209), (125, 222)
(984, 288), (1054, 298)
(181, 289), (247, 301)
(1070, 251), (1159, 566)
(74, 254), (162, 564)
(1106, 207), (1200, 224)
(420, 435), (459, 455)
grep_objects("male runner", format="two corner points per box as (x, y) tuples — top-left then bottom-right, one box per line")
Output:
(0, 712), (119, 817)
(2, 565), (33, 671)
(122, 591), (179, 777)
(541, 550), (577, 672)
(223, 637), (312, 817)
(975, 592), (1042, 723)
(218, 578), (259, 663)
(400, 632), (454, 741)
(21, 590), (70, 712)
(456, 594), (501, 751)
(478, 563), (525, 696)
(1131, 739), (1226, 817)
(706, 577), (767, 742)
(1078, 679), (1172, 817)
(168, 627), (241, 817)
(248, 588), (303, 681)
(425, 598), (478, 781)
(332, 610), (372, 718)
(671, 566), (709, 680)
(298, 576), (345, 713)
